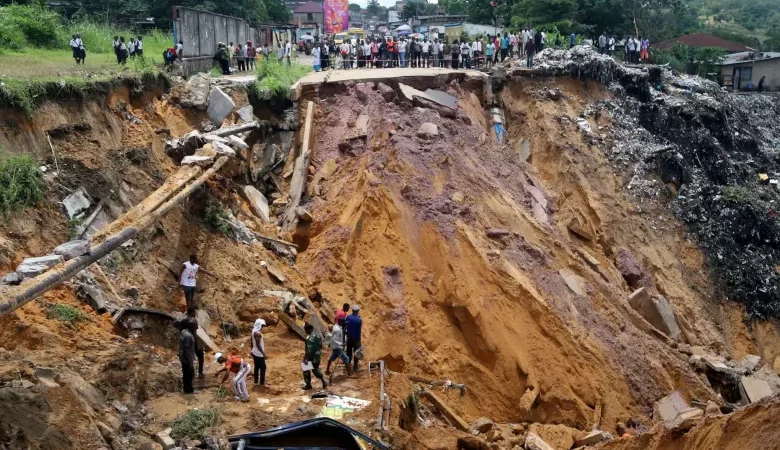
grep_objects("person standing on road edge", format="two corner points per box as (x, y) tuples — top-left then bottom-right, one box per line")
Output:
(178, 318), (198, 394)
(113, 35), (121, 63)
(486, 38), (495, 69)
(525, 37), (536, 68)
(178, 254), (217, 308)
(136, 36), (144, 57)
(251, 318), (267, 385)
(302, 323), (328, 390)
(70, 34), (81, 64)
(345, 305), (363, 372)
(215, 352), (251, 402)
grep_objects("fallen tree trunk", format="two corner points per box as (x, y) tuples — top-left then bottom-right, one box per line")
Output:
(281, 101), (315, 230)
(0, 157), (228, 316)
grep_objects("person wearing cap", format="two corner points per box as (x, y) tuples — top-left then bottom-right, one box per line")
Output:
(251, 318), (267, 386)
(215, 353), (250, 401)
(345, 305), (363, 372)
(302, 323), (327, 390)
(178, 318), (198, 394)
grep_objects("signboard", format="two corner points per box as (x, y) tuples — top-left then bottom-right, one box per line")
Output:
(323, 0), (349, 34)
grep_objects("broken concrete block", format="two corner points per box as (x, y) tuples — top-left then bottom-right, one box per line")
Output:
(16, 254), (64, 278)
(34, 366), (58, 379)
(574, 430), (610, 447)
(654, 390), (703, 431)
(567, 216), (595, 241)
(236, 105), (254, 123)
(517, 388), (538, 420)
(295, 207), (313, 223)
(524, 432), (555, 450)
(206, 87), (235, 124)
(54, 240), (91, 260)
(417, 122), (439, 139)
(737, 355), (761, 373)
(23, 254), (65, 268)
(377, 82), (395, 101)
(181, 155), (214, 167)
(704, 400), (721, 416)
(38, 377), (60, 388)
(741, 376), (773, 403)
(559, 268), (587, 297)
(668, 408), (703, 432)
(457, 436), (489, 450)
(516, 137), (531, 161)
(525, 185), (547, 211)
(154, 427), (176, 450)
(486, 228), (511, 239)
(485, 428), (503, 443)
(470, 417), (495, 434)
(203, 134), (230, 145)
(241, 186), (270, 223)
(2, 272), (21, 285)
(63, 187), (92, 220)
(263, 262), (286, 283)
(11, 379), (34, 389)
(575, 247), (600, 266)
(628, 289), (680, 340)
(228, 135), (249, 149)
(213, 141), (236, 157)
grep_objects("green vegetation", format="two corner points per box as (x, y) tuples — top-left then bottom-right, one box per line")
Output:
(650, 44), (726, 78)
(47, 303), (89, 324)
(722, 185), (755, 204)
(255, 59), (311, 97)
(0, 153), (44, 216)
(169, 408), (221, 441)
(68, 216), (85, 239)
(204, 203), (233, 235)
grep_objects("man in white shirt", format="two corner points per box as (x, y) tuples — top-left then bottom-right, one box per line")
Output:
(136, 35), (144, 56)
(421, 39), (431, 68)
(326, 317), (351, 376)
(472, 39), (482, 68)
(522, 28), (529, 56)
(178, 254), (217, 308)
(175, 40), (184, 60)
(284, 40), (292, 64)
(431, 38), (439, 67)
(461, 40), (471, 69)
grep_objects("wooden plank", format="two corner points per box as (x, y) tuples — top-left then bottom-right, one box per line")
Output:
(423, 390), (469, 432)
(301, 296), (328, 338)
(281, 101), (315, 230)
(196, 327), (220, 353)
(278, 312), (307, 341)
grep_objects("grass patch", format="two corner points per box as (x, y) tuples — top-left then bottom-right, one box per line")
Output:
(170, 408), (221, 442)
(204, 202), (232, 235)
(722, 185), (754, 204)
(47, 303), (88, 324)
(0, 152), (44, 216)
(254, 59), (311, 97)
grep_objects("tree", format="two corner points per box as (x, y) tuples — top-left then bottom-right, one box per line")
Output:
(349, 3), (361, 12)
(399, 2), (436, 21)
(367, 0), (380, 16)
(265, 0), (292, 22)
(511, 0), (576, 31)
(440, 0), (468, 15)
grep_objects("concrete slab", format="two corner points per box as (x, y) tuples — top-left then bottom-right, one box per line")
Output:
(207, 87), (235, 124)
(241, 185), (270, 222)
(742, 376), (773, 402)
(228, 135), (249, 149)
(653, 390), (689, 423)
(63, 187), (91, 219)
(525, 432), (555, 450)
(20, 254), (64, 268)
(181, 155), (214, 167)
(399, 83), (457, 109)
(574, 430), (610, 447)
(213, 141), (237, 157)
(628, 288), (680, 340)
(236, 104), (255, 123)
(559, 268), (587, 296)
(54, 240), (90, 260)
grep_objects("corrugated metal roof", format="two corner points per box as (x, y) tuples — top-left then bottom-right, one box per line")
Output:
(718, 51), (780, 66)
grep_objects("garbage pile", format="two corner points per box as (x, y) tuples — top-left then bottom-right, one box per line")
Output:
(565, 47), (780, 318)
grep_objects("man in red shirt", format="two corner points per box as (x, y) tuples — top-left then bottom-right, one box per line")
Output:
(335, 302), (349, 324)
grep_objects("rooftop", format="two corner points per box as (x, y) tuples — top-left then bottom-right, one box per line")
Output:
(718, 51), (780, 66)
(655, 33), (753, 53)
(293, 1), (323, 14)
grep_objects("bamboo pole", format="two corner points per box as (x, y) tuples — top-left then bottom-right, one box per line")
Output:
(0, 158), (228, 316)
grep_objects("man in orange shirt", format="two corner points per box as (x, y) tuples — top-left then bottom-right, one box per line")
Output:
(215, 352), (250, 402)
(387, 38), (396, 68)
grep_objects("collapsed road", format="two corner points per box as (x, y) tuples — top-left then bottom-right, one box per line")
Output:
(0, 46), (779, 450)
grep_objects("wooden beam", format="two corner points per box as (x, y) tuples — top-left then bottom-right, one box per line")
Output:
(423, 390), (469, 432)
(278, 312), (307, 341)
(281, 101), (315, 230)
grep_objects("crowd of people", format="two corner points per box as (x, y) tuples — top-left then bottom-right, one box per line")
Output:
(309, 29), (555, 71)
(213, 40), (293, 75)
(176, 253), (365, 400)
(597, 31), (651, 64)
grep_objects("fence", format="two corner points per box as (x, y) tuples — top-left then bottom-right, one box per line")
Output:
(172, 6), (258, 75)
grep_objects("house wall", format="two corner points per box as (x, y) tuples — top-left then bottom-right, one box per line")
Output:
(293, 12), (324, 25)
(721, 59), (780, 91)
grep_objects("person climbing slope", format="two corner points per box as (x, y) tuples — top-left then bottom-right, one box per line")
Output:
(178, 254), (217, 308)
(326, 317), (351, 377)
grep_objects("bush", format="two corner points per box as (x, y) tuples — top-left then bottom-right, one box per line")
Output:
(0, 4), (64, 48)
(255, 58), (311, 97)
(47, 303), (88, 324)
(0, 152), (45, 215)
(170, 408), (220, 441)
(204, 203), (232, 234)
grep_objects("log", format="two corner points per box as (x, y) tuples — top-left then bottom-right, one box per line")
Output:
(278, 312), (307, 341)
(423, 390), (470, 432)
(92, 166), (201, 242)
(207, 121), (259, 138)
(0, 158), (228, 316)
(281, 101), (315, 230)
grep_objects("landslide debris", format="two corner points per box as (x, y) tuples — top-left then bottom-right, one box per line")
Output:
(527, 46), (780, 319)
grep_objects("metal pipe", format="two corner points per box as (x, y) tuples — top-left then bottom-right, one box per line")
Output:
(0, 157), (228, 316)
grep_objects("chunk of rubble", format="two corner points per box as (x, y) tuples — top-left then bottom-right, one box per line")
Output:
(628, 288), (681, 340)
(16, 255), (64, 278)
(469, 417), (495, 434)
(486, 228), (511, 239)
(241, 186), (270, 222)
(377, 82), (395, 101)
(206, 87), (235, 124)
(574, 430), (611, 446)
(63, 187), (92, 219)
(154, 427), (176, 450)
(524, 432), (555, 450)
(736, 355), (761, 373)
(559, 268), (587, 296)
(165, 130), (204, 160)
(654, 390), (703, 431)
(54, 240), (91, 260)
(417, 122), (439, 139)
(228, 135), (249, 149)
(181, 155), (214, 167)
(296, 207), (313, 223)
(236, 105), (254, 123)
(213, 141), (236, 157)
(567, 216), (595, 241)
(741, 374), (773, 403)
(615, 248), (644, 286)
(203, 135), (230, 145)
(517, 388), (538, 420)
